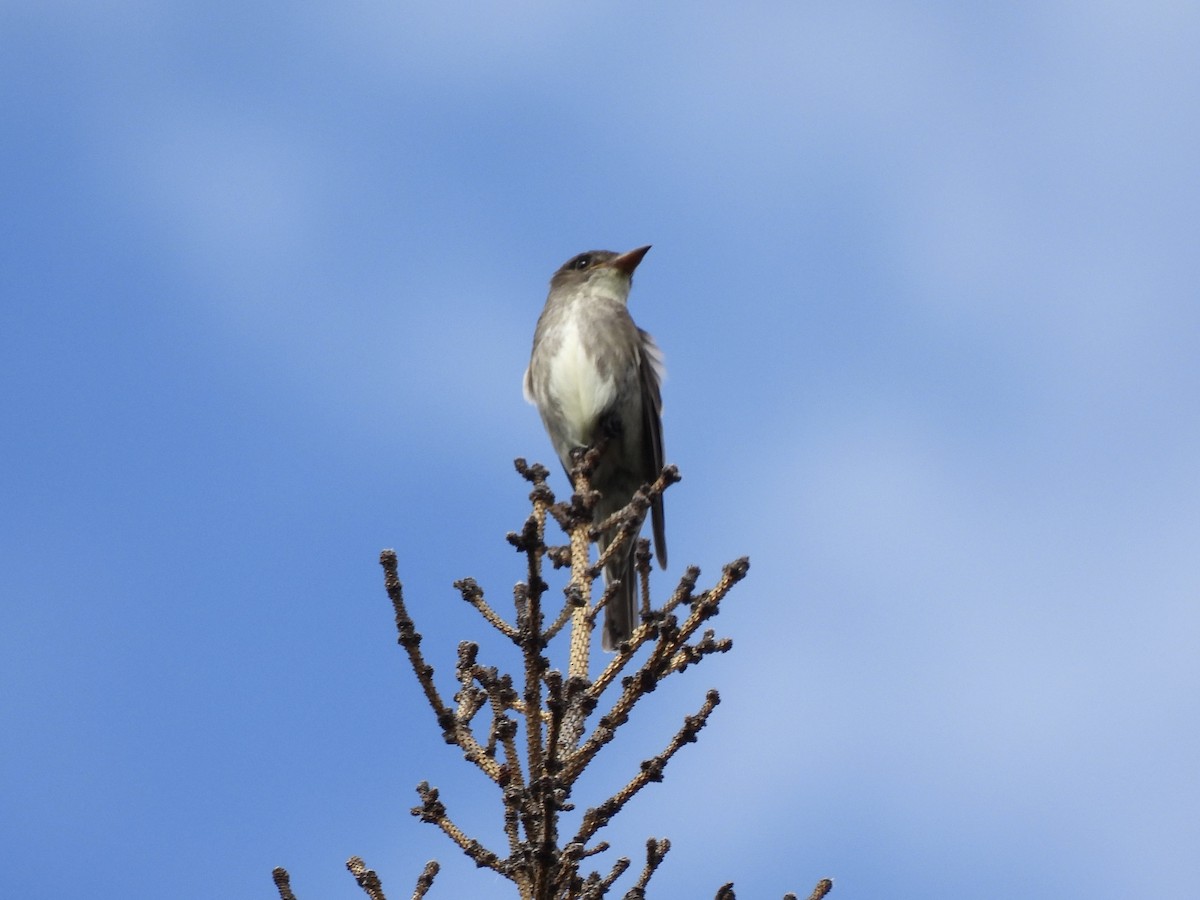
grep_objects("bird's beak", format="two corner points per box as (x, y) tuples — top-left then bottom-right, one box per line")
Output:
(608, 245), (651, 276)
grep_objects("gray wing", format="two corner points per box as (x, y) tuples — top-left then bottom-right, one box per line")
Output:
(638, 328), (667, 568)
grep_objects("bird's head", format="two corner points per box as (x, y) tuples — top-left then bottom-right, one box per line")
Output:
(549, 245), (651, 301)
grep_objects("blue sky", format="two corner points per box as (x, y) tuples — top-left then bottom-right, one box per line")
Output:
(3, 2), (1198, 897)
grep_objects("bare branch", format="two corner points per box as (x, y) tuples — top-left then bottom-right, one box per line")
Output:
(571, 691), (721, 847)
(278, 459), (825, 899)
(271, 867), (297, 900)
(346, 856), (387, 900)
(411, 861), (440, 900)
(411, 782), (504, 875)
(380, 550), (456, 743)
(455, 577), (518, 639)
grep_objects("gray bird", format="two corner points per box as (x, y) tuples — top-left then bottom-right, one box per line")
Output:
(523, 246), (667, 650)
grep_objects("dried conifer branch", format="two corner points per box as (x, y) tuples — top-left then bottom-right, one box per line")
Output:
(713, 877), (832, 900)
(676, 558), (750, 634)
(474, 667), (524, 784)
(454, 577), (517, 639)
(625, 837), (671, 897)
(512, 461), (553, 562)
(455, 717), (504, 782)
(411, 782), (504, 875)
(582, 561), (703, 700)
(667, 629), (733, 675)
(583, 575), (625, 631)
(656, 565), (702, 618)
(279, 456), (828, 898)
(570, 691), (720, 846)
(585, 607), (660, 698)
(520, 624), (547, 801)
(543, 581), (584, 641)
(596, 855), (632, 894)
(585, 467), (678, 597)
(635, 537), (654, 619)
(590, 503), (645, 573)
(347, 856), (387, 900)
(564, 458), (598, 683)
(411, 861), (440, 899)
(448, 644), (506, 783)
(380, 550), (456, 743)
(542, 669), (567, 770)
(502, 782), (525, 856)
(545, 544), (573, 568)
(584, 644), (637, 701)
(452, 666), (513, 759)
(570, 558), (744, 743)
(452, 644), (487, 723)
(564, 599), (722, 781)
(271, 867), (297, 900)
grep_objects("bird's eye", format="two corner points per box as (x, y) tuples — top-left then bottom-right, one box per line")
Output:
(572, 255), (591, 270)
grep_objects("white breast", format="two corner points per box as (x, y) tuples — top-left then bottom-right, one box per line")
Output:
(547, 316), (615, 445)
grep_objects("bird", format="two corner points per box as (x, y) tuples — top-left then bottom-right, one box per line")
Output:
(523, 246), (667, 650)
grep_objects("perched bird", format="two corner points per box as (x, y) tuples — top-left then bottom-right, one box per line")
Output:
(524, 246), (667, 650)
